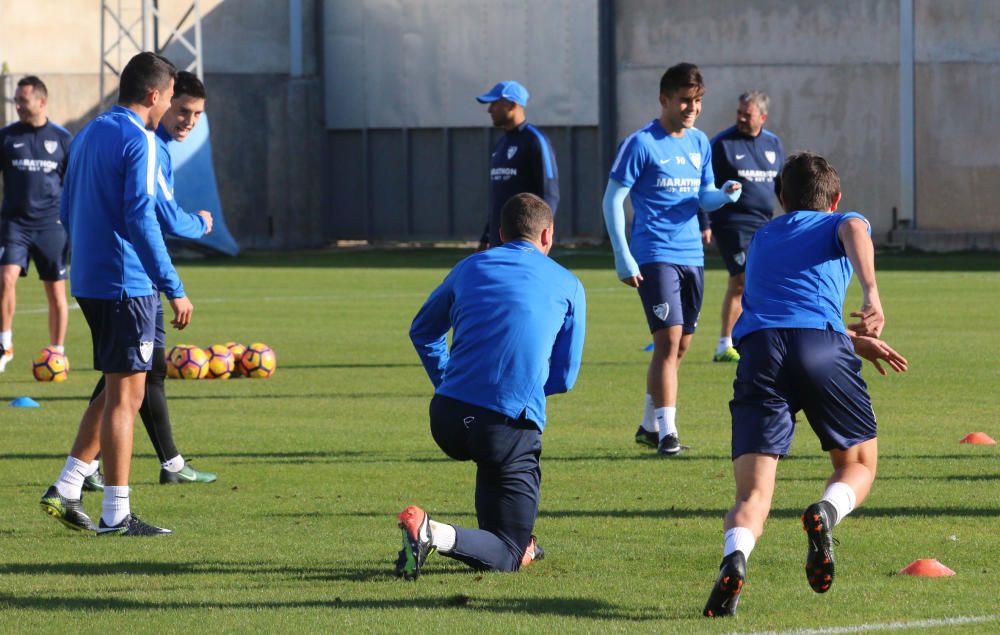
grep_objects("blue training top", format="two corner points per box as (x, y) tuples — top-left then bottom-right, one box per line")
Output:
(609, 119), (715, 266)
(154, 124), (207, 240)
(734, 210), (870, 341)
(410, 240), (586, 430)
(485, 122), (559, 246)
(702, 125), (784, 230)
(61, 106), (184, 300)
(0, 120), (72, 227)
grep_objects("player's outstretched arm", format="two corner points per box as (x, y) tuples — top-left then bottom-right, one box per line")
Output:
(840, 217), (884, 337)
(848, 332), (908, 376)
(698, 180), (742, 212)
(602, 178), (641, 287)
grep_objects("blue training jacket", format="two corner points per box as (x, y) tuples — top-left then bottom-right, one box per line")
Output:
(61, 106), (184, 300)
(154, 124), (207, 240)
(410, 240), (586, 431)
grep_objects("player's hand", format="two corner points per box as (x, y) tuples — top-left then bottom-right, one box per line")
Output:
(701, 228), (712, 246)
(197, 210), (214, 234)
(169, 296), (194, 330)
(848, 299), (884, 337)
(852, 335), (908, 375)
(723, 181), (742, 194)
(620, 273), (643, 288)
(476, 241), (489, 252)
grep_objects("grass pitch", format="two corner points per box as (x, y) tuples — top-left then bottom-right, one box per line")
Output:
(0, 248), (997, 633)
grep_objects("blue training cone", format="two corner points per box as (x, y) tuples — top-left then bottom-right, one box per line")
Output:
(643, 343), (654, 351)
(10, 396), (40, 408)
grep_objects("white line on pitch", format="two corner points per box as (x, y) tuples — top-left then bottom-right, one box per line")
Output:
(742, 613), (1000, 635)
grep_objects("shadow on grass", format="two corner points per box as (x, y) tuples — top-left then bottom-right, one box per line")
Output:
(0, 590), (665, 620)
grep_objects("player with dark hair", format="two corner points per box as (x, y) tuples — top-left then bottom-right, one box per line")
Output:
(0, 75), (72, 372)
(39, 52), (190, 536)
(84, 70), (216, 490)
(398, 192), (585, 579)
(700, 90), (785, 363)
(702, 152), (908, 617)
(476, 80), (559, 250)
(602, 62), (741, 455)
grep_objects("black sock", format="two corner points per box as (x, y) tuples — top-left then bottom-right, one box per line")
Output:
(139, 347), (180, 464)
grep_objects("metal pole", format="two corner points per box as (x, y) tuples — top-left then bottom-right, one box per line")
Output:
(289, 0), (303, 77)
(194, 0), (203, 79)
(899, 0), (915, 227)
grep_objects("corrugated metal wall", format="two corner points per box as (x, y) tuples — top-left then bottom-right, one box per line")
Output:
(323, 0), (602, 243)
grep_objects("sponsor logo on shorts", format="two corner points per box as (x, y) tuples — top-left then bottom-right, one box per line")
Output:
(734, 251), (746, 266)
(138, 340), (154, 363)
(653, 302), (670, 322)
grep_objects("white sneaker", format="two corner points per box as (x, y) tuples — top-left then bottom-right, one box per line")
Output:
(0, 348), (12, 373)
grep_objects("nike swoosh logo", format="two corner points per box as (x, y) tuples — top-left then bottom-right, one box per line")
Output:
(174, 471), (197, 481)
(660, 158), (670, 164)
(735, 154), (746, 160)
(13, 143), (25, 148)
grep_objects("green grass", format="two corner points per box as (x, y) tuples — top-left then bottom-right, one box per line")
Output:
(0, 248), (997, 633)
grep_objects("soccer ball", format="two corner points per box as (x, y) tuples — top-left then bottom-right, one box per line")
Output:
(170, 345), (210, 380)
(32, 347), (69, 382)
(167, 344), (193, 379)
(206, 344), (235, 379)
(225, 341), (247, 376)
(239, 342), (276, 378)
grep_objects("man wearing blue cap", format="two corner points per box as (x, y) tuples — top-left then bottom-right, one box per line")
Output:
(476, 81), (559, 250)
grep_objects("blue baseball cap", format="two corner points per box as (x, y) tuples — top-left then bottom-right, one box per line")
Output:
(476, 81), (529, 107)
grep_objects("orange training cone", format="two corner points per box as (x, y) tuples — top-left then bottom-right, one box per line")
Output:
(959, 432), (997, 445)
(899, 559), (955, 577)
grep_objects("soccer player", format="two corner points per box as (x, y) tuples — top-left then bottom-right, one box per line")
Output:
(39, 52), (192, 536)
(0, 76), (72, 372)
(700, 90), (784, 362)
(476, 80), (559, 250)
(398, 192), (585, 579)
(84, 70), (216, 490)
(702, 152), (908, 617)
(602, 63), (741, 456)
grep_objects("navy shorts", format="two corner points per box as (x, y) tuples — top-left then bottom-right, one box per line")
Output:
(730, 328), (877, 459)
(637, 263), (704, 334)
(0, 219), (68, 281)
(712, 225), (759, 277)
(78, 295), (161, 373)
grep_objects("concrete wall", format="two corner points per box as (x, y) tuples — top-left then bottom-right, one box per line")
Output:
(0, 0), (325, 249)
(612, 0), (1000, 240)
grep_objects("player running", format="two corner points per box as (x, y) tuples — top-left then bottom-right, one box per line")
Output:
(703, 152), (908, 617)
(602, 63), (741, 456)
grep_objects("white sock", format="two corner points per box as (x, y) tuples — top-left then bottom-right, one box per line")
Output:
(716, 336), (733, 354)
(640, 394), (657, 432)
(161, 455), (186, 472)
(428, 519), (456, 553)
(86, 460), (101, 476)
(51, 345), (65, 354)
(102, 485), (131, 527)
(0, 330), (11, 349)
(54, 456), (90, 499)
(655, 406), (677, 440)
(821, 482), (857, 526)
(723, 526), (756, 559)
